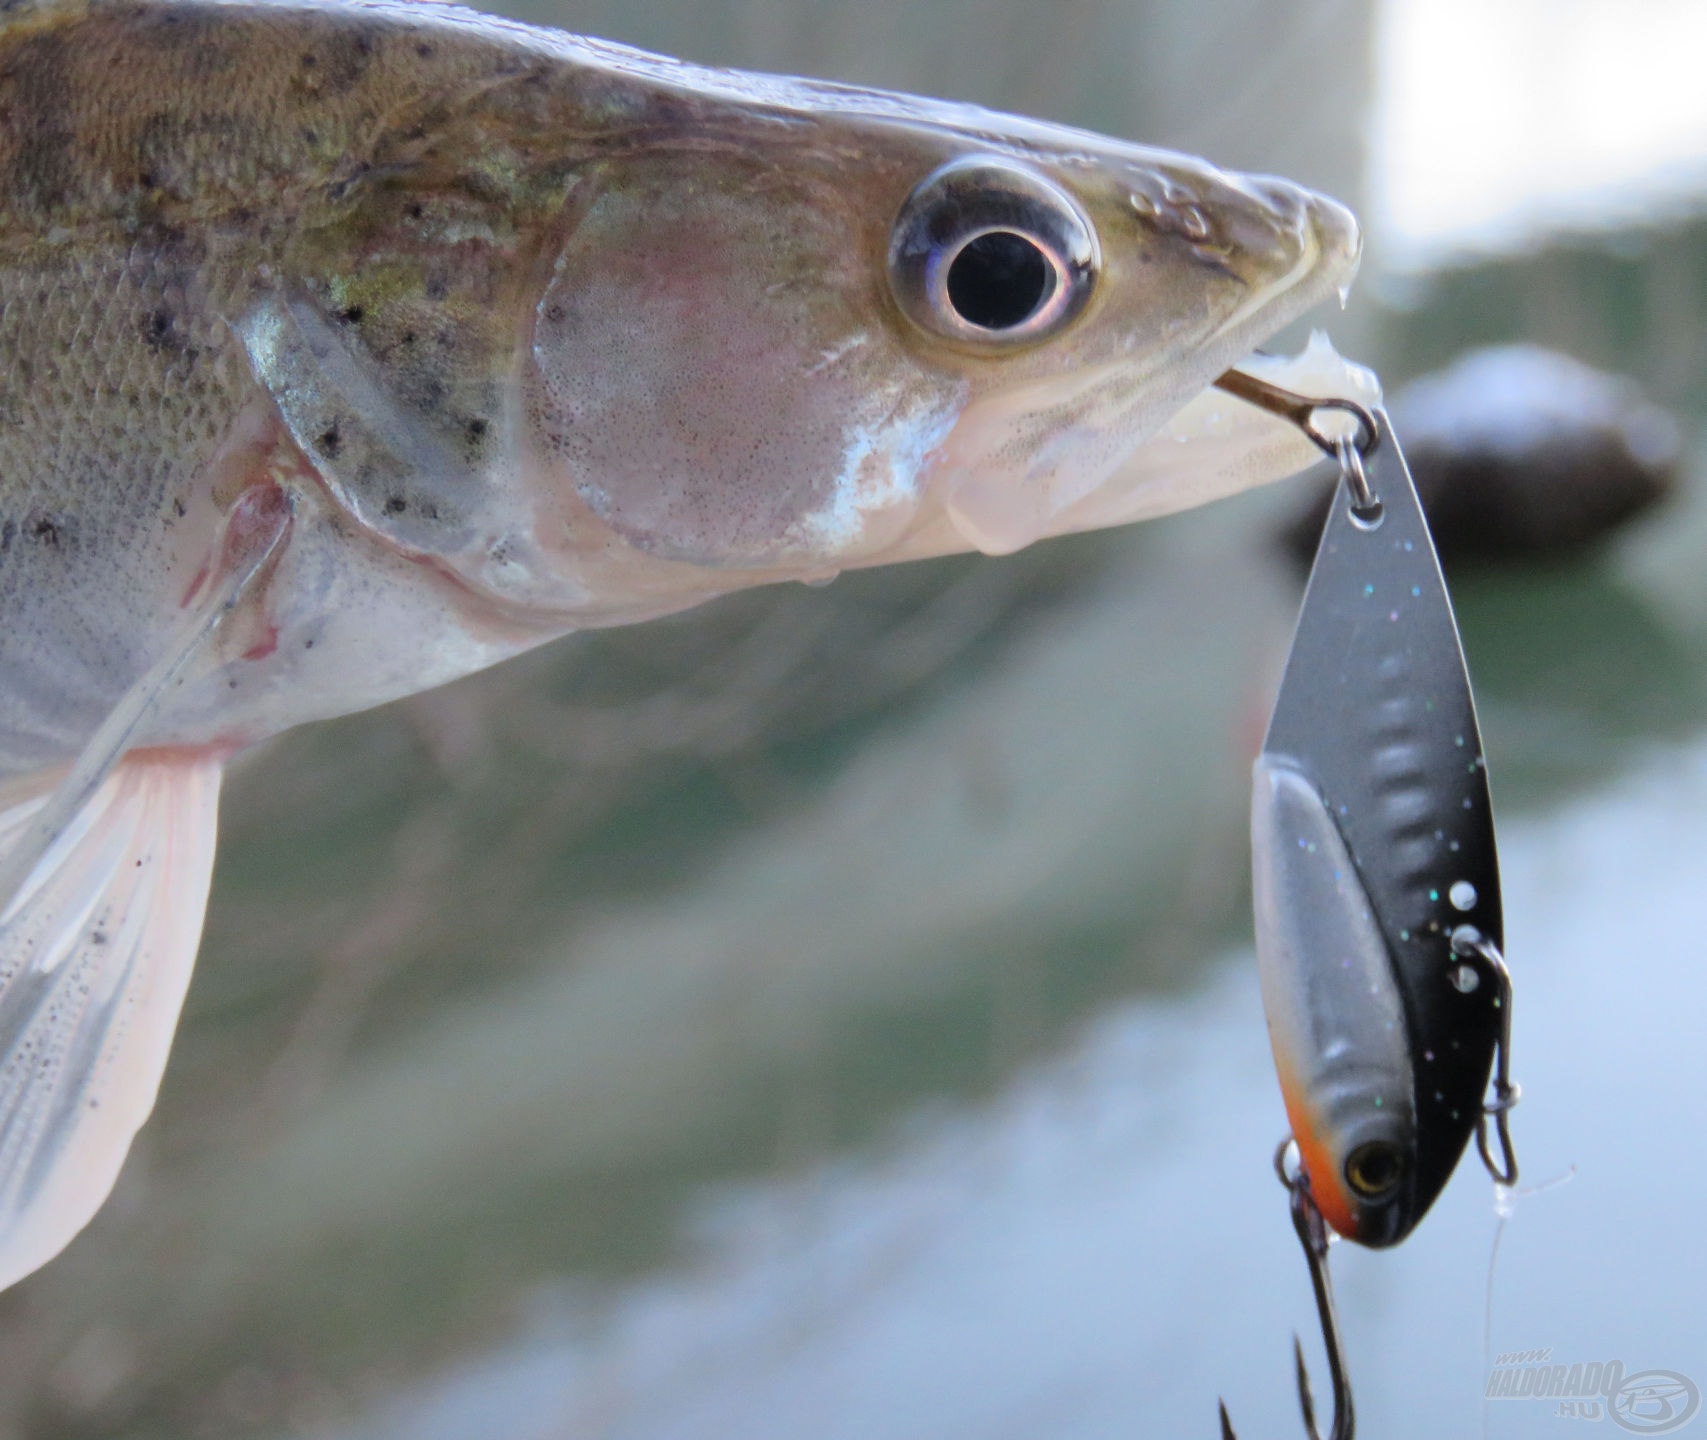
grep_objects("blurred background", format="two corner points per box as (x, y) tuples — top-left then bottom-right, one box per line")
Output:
(7, 0), (1707, 1435)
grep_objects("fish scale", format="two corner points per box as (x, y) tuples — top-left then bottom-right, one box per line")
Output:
(0, 243), (249, 772)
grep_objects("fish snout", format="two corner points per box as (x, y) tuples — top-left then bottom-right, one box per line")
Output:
(1121, 162), (1359, 296)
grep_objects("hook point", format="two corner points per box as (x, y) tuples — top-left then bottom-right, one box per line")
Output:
(1294, 1334), (1319, 1434)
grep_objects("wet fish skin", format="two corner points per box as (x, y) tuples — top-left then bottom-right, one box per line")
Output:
(0, 0), (1364, 1291)
(0, 0), (1358, 772)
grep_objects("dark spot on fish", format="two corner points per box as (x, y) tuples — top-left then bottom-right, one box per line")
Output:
(400, 330), (417, 346)
(302, 128), (320, 147)
(0, 520), (14, 552)
(91, 931), (107, 946)
(137, 169), (157, 190)
(173, 498), (187, 518)
(340, 304), (365, 324)
(405, 202), (424, 220)
(544, 302), (566, 324)
(466, 417), (487, 441)
(419, 500), (440, 521)
(321, 27), (377, 88)
(300, 51), (318, 68)
(383, 495), (407, 516)
(416, 41), (435, 58)
(424, 275), (448, 301)
(143, 307), (184, 354)
(28, 512), (66, 547)
(319, 419), (342, 457)
(304, 638), (315, 649)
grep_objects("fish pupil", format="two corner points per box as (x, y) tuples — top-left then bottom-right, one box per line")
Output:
(945, 231), (1053, 330)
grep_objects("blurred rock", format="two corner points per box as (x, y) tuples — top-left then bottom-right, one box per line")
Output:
(1281, 345), (1683, 565)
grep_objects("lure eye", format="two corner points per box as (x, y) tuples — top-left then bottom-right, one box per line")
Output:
(1344, 1140), (1407, 1199)
(888, 157), (1099, 349)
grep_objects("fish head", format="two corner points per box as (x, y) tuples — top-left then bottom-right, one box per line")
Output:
(510, 94), (1363, 620)
(253, 41), (1365, 628)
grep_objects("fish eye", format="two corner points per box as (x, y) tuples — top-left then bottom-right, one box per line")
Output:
(888, 157), (1099, 350)
(1344, 1140), (1407, 1199)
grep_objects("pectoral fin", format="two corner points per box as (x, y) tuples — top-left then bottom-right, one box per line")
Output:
(0, 752), (222, 1290)
(0, 489), (283, 1290)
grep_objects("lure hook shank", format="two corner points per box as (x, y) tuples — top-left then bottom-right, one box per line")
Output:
(1212, 368), (1383, 520)
(1218, 1142), (1355, 1440)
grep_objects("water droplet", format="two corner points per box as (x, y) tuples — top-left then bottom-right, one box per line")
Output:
(1450, 963), (1481, 993)
(1423, 1049), (1435, 1062)
(1388, 609), (1400, 622)
(1363, 583), (1375, 596)
(1450, 880), (1478, 910)
(1429, 888), (1440, 902)
(1411, 585), (1421, 597)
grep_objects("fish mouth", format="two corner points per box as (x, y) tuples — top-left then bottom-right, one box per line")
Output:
(1043, 331), (1384, 541)
(895, 183), (1374, 559)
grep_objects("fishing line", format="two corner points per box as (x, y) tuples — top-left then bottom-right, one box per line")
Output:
(1477, 1162), (1577, 1440)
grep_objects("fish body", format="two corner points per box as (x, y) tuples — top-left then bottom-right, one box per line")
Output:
(0, 0), (1367, 1287)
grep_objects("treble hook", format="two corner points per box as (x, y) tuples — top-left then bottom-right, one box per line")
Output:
(1450, 927), (1521, 1186)
(1218, 1140), (1355, 1440)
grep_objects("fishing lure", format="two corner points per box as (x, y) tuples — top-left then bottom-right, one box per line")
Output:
(1214, 374), (1520, 1440)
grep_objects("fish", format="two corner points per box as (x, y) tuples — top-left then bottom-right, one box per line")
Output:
(0, 0), (1369, 1290)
